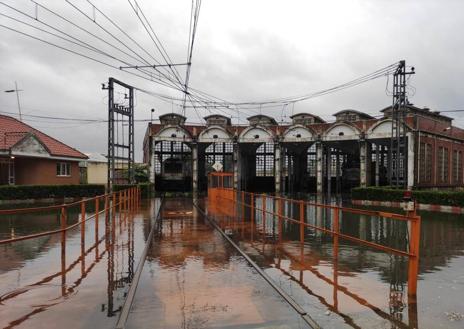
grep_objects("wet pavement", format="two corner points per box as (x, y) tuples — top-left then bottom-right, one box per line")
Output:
(125, 198), (307, 329)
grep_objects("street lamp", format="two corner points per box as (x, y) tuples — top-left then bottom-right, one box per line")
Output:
(4, 81), (23, 121)
(151, 108), (155, 123)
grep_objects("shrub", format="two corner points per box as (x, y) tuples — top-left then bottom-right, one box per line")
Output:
(351, 187), (464, 207)
(113, 183), (154, 198)
(0, 184), (105, 200)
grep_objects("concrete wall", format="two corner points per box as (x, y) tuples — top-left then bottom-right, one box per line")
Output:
(14, 157), (80, 185)
(87, 162), (108, 185)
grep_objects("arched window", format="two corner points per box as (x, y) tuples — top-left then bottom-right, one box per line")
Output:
(205, 142), (233, 174)
(256, 143), (274, 177)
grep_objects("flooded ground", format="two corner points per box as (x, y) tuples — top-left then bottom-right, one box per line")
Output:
(0, 195), (463, 328)
(125, 198), (307, 329)
(0, 199), (161, 329)
(201, 193), (464, 329)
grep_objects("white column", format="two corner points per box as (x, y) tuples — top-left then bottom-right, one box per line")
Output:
(407, 132), (415, 189)
(375, 144), (380, 186)
(316, 141), (323, 194)
(150, 138), (156, 184)
(233, 142), (240, 190)
(274, 143), (282, 193)
(192, 143), (198, 193)
(360, 141), (367, 187)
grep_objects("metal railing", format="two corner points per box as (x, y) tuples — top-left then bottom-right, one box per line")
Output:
(0, 186), (140, 245)
(209, 188), (421, 297)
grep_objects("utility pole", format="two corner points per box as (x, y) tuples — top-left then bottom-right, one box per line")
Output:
(4, 82), (23, 121)
(103, 78), (135, 192)
(388, 61), (415, 188)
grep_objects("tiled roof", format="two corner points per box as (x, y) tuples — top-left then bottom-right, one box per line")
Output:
(0, 114), (87, 159)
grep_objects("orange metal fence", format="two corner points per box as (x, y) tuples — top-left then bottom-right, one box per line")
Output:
(0, 187), (142, 326)
(0, 186), (140, 245)
(207, 176), (420, 297)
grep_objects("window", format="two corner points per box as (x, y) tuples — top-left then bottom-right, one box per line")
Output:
(56, 162), (71, 176)
(256, 143), (274, 177)
(307, 144), (316, 176)
(437, 146), (449, 183)
(452, 150), (462, 184)
(426, 144), (432, 182)
(419, 142), (433, 183)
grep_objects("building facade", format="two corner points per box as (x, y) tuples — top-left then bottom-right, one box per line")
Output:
(0, 115), (87, 185)
(143, 105), (464, 193)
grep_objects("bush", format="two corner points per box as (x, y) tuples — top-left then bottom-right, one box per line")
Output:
(352, 187), (464, 207)
(113, 183), (154, 198)
(0, 184), (105, 200)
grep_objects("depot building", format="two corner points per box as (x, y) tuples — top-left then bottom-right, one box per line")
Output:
(143, 104), (464, 193)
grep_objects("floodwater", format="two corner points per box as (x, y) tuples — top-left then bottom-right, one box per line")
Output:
(0, 199), (161, 329)
(0, 195), (463, 329)
(202, 193), (464, 329)
(125, 198), (307, 329)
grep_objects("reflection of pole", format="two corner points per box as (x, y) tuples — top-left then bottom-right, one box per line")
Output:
(333, 208), (340, 311)
(299, 200), (304, 244)
(262, 195), (266, 238)
(81, 201), (86, 276)
(60, 207), (67, 296)
(278, 197), (283, 244)
(250, 193), (254, 242)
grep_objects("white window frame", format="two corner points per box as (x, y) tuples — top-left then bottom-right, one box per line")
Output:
(57, 162), (71, 177)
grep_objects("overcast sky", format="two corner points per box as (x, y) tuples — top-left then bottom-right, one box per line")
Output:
(1, 0), (464, 161)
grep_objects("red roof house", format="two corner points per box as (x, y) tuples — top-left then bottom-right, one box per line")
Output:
(0, 114), (87, 185)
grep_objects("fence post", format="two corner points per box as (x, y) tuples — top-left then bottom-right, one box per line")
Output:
(278, 197), (283, 243)
(299, 200), (304, 244)
(81, 200), (85, 246)
(80, 199), (86, 275)
(60, 206), (67, 296)
(95, 197), (99, 244)
(408, 215), (421, 297)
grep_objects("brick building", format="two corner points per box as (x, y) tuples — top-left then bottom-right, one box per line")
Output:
(0, 115), (87, 185)
(143, 105), (464, 193)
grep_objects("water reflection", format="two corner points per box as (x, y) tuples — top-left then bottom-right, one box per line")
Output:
(0, 199), (157, 329)
(203, 193), (464, 329)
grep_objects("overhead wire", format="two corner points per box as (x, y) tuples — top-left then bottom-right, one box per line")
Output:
(63, 0), (183, 90)
(0, 2), (185, 92)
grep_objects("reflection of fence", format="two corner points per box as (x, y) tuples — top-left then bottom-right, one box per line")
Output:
(0, 187), (140, 326)
(208, 185), (421, 297)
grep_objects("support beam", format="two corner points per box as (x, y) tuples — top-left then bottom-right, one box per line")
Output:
(360, 140), (371, 187)
(316, 141), (323, 194)
(233, 142), (240, 190)
(375, 144), (380, 186)
(192, 143), (198, 194)
(327, 147), (332, 196)
(274, 143), (282, 194)
(150, 138), (156, 185)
